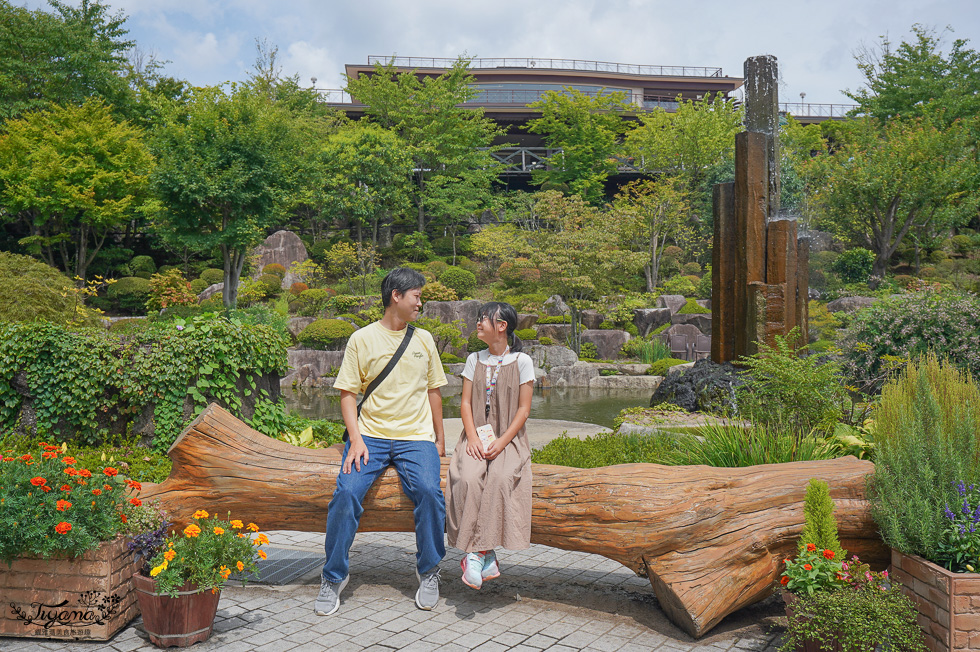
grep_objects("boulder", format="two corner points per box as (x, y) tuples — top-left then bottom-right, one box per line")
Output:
(421, 300), (483, 336)
(826, 296), (876, 313)
(286, 349), (346, 375)
(253, 231), (309, 289)
(649, 359), (742, 413)
(801, 229), (835, 253)
(543, 295), (570, 316)
(580, 309), (605, 330)
(548, 362), (599, 388)
(696, 299), (711, 310)
(633, 308), (672, 337)
(580, 329), (630, 360)
(524, 344), (578, 370)
(516, 313), (539, 330)
(590, 375), (664, 391)
(657, 294), (688, 315)
(535, 323), (572, 343)
(591, 363), (652, 376)
(657, 323), (705, 343)
(199, 282), (223, 302)
(287, 317), (316, 341)
(671, 313), (712, 333)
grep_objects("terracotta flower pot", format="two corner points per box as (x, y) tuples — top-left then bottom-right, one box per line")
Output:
(133, 574), (220, 648)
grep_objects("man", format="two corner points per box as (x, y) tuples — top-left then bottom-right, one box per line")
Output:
(315, 267), (448, 616)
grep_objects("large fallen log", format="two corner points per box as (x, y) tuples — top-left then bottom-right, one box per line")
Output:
(140, 404), (886, 638)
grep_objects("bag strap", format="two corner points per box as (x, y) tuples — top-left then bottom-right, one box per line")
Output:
(343, 324), (416, 441)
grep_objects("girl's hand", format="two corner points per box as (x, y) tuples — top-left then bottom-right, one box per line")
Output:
(465, 436), (486, 460)
(484, 438), (506, 460)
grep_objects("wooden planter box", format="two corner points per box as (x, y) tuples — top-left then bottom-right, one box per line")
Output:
(0, 536), (141, 641)
(890, 549), (980, 652)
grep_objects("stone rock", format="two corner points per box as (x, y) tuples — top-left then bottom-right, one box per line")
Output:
(590, 375), (665, 391)
(516, 313), (539, 330)
(801, 229), (835, 253)
(253, 230), (309, 289)
(668, 362), (695, 375)
(543, 295), (570, 316)
(696, 299), (711, 310)
(548, 362), (598, 388)
(535, 323), (572, 343)
(524, 344), (578, 370)
(199, 282), (223, 302)
(287, 317), (316, 342)
(633, 308), (672, 337)
(657, 294), (688, 315)
(298, 364), (318, 384)
(591, 363), (652, 376)
(580, 309), (605, 330)
(580, 329), (630, 360)
(286, 349), (346, 375)
(421, 300), (483, 337)
(826, 296), (876, 313)
(671, 313), (712, 333)
(657, 323), (705, 343)
(649, 359), (742, 413)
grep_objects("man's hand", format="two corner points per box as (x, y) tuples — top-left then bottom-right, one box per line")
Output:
(343, 438), (369, 474)
(436, 440), (445, 457)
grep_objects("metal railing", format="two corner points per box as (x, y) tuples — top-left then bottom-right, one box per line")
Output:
(483, 146), (643, 175)
(366, 55), (724, 78)
(317, 88), (691, 111)
(779, 102), (857, 118)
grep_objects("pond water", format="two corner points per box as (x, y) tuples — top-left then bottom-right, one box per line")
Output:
(282, 386), (653, 429)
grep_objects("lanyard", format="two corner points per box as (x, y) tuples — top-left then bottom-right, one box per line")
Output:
(484, 348), (509, 418)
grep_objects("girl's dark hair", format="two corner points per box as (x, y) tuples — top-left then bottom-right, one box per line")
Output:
(477, 301), (523, 352)
(381, 267), (426, 308)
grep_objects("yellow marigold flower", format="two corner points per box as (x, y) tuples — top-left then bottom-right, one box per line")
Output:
(163, 549), (176, 561)
(193, 509), (209, 519)
(257, 549), (267, 560)
(246, 522), (259, 532)
(213, 527), (225, 535)
(236, 561), (245, 572)
(150, 560), (168, 577)
(254, 533), (270, 546)
(184, 524), (201, 538)
(230, 520), (243, 529)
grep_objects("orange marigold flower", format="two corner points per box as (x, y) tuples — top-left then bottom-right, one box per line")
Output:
(125, 479), (142, 490)
(230, 520), (243, 529)
(41, 485), (51, 492)
(184, 524), (201, 538)
(246, 522), (259, 532)
(42, 451), (58, 459)
(30, 477), (45, 486)
(823, 550), (835, 560)
(2, 457), (13, 462)
(164, 549), (176, 561)
(56, 499), (72, 511)
(780, 575), (789, 585)
(103, 484), (113, 491)
(219, 565), (231, 580)
(64, 468), (78, 476)
(20, 454), (33, 462)
(120, 514), (128, 523)
(62, 457), (76, 465)
(237, 533), (246, 538)
(806, 543), (816, 552)
(54, 522), (72, 534)
(92, 489), (102, 496)
(257, 549), (267, 560)
(803, 564), (812, 571)
(129, 498), (142, 507)
(236, 561), (245, 572)
(103, 467), (118, 477)
(60, 484), (71, 492)
(78, 469), (92, 478)
(213, 527), (225, 535)
(193, 510), (209, 520)
(254, 533), (269, 546)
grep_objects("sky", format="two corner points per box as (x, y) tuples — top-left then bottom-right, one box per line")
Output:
(23, 0), (980, 107)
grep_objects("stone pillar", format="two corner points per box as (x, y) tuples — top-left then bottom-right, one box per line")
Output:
(796, 238), (810, 347)
(743, 55), (780, 219)
(733, 132), (768, 360)
(711, 183), (736, 363)
(766, 218), (798, 340)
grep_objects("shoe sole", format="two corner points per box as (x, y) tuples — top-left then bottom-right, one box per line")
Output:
(481, 566), (500, 582)
(415, 570), (438, 610)
(461, 559), (482, 590)
(314, 576), (349, 616)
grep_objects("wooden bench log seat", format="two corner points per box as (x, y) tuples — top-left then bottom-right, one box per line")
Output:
(140, 404), (886, 638)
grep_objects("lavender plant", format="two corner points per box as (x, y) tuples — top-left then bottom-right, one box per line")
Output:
(937, 481), (980, 572)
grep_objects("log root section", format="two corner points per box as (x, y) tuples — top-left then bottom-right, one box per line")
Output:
(141, 404), (886, 638)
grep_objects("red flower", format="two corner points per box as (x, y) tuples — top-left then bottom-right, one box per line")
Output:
(129, 498), (142, 507)
(20, 454), (32, 462)
(78, 469), (92, 478)
(120, 514), (128, 524)
(806, 543), (816, 552)
(780, 576), (790, 585)
(41, 485), (51, 492)
(56, 499), (72, 511)
(30, 477), (46, 487)
(92, 489), (102, 496)
(60, 484), (71, 492)
(125, 479), (142, 491)
(54, 522), (72, 534)
(823, 549), (835, 560)
(803, 564), (812, 571)
(64, 468), (78, 476)
(62, 457), (76, 465)
(42, 451), (58, 459)
(103, 484), (112, 491)
(103, 467), (118, 477)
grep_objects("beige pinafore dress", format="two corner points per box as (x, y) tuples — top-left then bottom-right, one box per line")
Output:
(446, 358), (532, 552)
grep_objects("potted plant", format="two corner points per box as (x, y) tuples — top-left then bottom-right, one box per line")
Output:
(778, 479), (924, 652)
(0, 442), (142, 641)
(868, 353), (980, 651)
(131, 509), (268, 648)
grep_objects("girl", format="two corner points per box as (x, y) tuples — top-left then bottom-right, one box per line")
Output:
(446, 302), (535, 590)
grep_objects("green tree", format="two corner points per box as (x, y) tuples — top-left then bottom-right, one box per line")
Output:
(0, 99), (155, 283)
(611, 178), (690, 292)
(344, 57), (502, 232)
(0, 0), (135, 120)
(150, 83), (302, 308)
(779, 115), (825, 225)
(526, 88), (632, 205)
(808, 115), (978, 284)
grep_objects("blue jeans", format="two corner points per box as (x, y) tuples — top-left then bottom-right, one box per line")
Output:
(322, 435), (446, 582)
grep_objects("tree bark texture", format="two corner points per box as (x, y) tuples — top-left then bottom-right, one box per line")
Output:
(141, 404), (887, 638)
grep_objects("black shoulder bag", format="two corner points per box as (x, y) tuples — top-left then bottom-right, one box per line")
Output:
(342, 324), (416, 442)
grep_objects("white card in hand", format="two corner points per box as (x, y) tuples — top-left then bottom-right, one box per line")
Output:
(476, 423), (496, 451)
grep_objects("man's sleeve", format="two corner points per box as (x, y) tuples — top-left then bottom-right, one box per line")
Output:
(333, 335), (363, 393)
(425, 333), (448, 389)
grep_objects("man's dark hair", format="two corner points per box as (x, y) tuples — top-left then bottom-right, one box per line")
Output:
(381, 267), (426, 308)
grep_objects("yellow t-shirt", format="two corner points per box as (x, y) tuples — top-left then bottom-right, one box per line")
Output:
(333, 321), (448, 441)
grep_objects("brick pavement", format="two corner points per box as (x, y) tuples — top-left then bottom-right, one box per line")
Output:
(0, 531), (787, 652)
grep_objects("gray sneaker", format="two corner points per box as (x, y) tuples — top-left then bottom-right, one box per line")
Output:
(314, 575), (349, 616)
(415, 567), (441, 610)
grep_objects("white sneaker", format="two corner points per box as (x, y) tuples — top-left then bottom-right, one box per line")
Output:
(482, 549), (500, 582)
(461, 552), (484, 590)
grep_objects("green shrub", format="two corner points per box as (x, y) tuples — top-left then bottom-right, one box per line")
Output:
(539, 336), (553, 346)
(258, 273), (283, 297)
(695, 267), (712, 299)
(579, 342), (598, 360)
(108, 318), (149, 334)
(669, 422), (837, 466)
(537, 315), (571, 324)
(798, 479), (846, 560)
(621, 338), (670, 363)
(190, 278), (208, 294)
(498, 258), (541, 291)
(334, 312), (366, 328)
(663, 245), (683, 259)
(297, 319), (356, 350)
(199, 268), (225, 286)
(147, 269), (197, 312)
(290, 282), (308, 296)
(659, 255), (682, 278)
(440, 352), (465, 364)
(432, 235), (473, 257)
(108, 276), (152, 314)
(682, 262), (702, 276)
(950, 234), (973, 255)
(438, 266), (477, 299)
(624, 322), (639, 337)
(456, 256), (481, 277)
(262, 263), (286, 278)
(736, 330), (845, 434)
(832, 248), (875, 284)
(328, 294), (361, 314)
(531, 432), (678, 467)
(0, 252), (80, 324)
(421, 281), (457, 304)
(467, 330), (488, 353)
(395, 232), (433, 262)
(129, 255), (157, 279)
(298, 288), (334, 317)
(647, 357), (688, 376)
(678, 298), (710, 314)
(661, 275), (697, 296)
(514, 328), (537, 340)
(868, 353), (980, 559)
(425, 260), (449, 277)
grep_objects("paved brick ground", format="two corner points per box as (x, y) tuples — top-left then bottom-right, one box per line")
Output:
(0, 531), (787, 652)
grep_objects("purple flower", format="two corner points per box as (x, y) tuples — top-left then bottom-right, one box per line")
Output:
(945, 506), (957, 520)
(176, 325), (185, 331)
